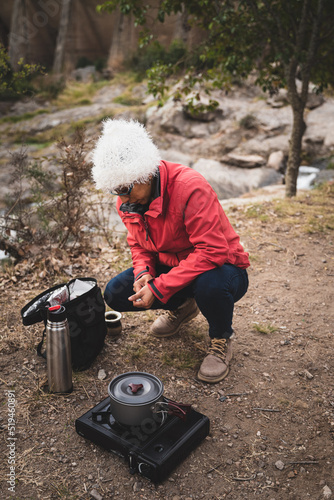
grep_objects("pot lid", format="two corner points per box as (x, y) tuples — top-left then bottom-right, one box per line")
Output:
(108, 372), (163, 405)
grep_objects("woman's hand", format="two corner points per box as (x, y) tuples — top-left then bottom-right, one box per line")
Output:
(128, 284), (155, 309)
(133, 274), (153, 293)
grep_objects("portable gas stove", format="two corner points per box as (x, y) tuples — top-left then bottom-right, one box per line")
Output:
(75, 397), (210, 482)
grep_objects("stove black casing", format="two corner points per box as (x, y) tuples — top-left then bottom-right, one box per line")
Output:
(75, 397), (210, 483)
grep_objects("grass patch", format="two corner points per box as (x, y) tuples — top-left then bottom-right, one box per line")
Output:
(51, 70), (148, 109)
(113, 94), (143, 106)
(77, 98), (92, 106)
(239, 113), (259, 130)
(306, 215), (334, 233)
(253, 323), (278, 335)
(122, 345), (147, 362)
(244, 205), (269, 222)
(53, 80), (111, 109)
(186, 328), (206, 342)
(161, 348), (200, 370)
(12, 113), (115, 145)
(21, 138), (53, 149)
(0, 109), (49, 125)
(243, 182), (334, 234)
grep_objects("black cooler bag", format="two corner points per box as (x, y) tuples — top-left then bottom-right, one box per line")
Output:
(21, 277), (107, 371)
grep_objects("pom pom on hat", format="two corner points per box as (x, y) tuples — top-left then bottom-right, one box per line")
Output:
(92, 118), (161, 192)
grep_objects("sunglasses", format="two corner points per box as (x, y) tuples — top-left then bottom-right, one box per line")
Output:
(110, 184), (134, 196)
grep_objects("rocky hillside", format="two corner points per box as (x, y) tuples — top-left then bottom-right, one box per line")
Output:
(0, 75), (333, 207)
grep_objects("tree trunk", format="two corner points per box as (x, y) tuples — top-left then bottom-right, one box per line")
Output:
(284, 0), (324, 197)
(285, 54), (308, 198)
(8, 0), (28, 70)
(285, 105), (306, 197)
(173, 7), (190, 44)
(53, 0), (72, 74)
(107, 10), (136, 70)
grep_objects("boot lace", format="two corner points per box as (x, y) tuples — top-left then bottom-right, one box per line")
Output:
(159, 310), (178, 321)
(207, 338), (228, 360)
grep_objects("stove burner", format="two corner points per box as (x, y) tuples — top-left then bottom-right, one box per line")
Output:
(75, 397), (210, 482)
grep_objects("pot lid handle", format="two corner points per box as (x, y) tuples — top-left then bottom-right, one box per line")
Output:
(128, 383), (143, 393)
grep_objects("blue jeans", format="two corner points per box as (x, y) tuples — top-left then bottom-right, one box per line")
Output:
(104, 264), (249, 339)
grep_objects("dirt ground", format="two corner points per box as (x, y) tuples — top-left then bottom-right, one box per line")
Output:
(0, 185), (333, 500)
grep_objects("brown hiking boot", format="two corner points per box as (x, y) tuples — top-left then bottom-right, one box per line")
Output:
(197, 337), (233, 383)
(150, 298), (199, 338)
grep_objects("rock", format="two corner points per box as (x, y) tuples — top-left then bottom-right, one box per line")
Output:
(192, 158), (281, 199)
(71, 65), (97, 82)
(267, 89), (289, 108)
(9, 98), (45, 116)
(133, 481), (143, 492)
(275, 460), (285, 470)
(147, 98), (221, 138)
(90, 489), (103, 500)
(241, 134), (290, 157)
(323, 485), (332, 498)
(93, 84), (126, 104)
(304, 100), (334, 149)
(222, 152), (266, 168)
(183, 92), (223, 122)
(306, 92), (325, 110)
(160, 149), (193, 166)
(304, 369), (314, 380)
(267, 150), (286, 172)
(98, 369), (107, 380)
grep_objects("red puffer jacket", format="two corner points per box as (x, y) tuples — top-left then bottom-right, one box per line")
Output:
(117, 161), (250, 304)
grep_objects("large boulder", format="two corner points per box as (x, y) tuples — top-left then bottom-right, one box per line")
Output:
(236, 134), (290, 157)
(192, 158), (282, 199)
(267, 150), (286, 172)
(183, 92), (223, 122)
(266, 84), (325, 110)
(222, 152), (266, 168)
(146, 98), (222, 138)
(304, 100), (334, 150)
(159, 149), (193, 166)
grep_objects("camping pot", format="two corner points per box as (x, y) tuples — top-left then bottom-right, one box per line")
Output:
(107, 371), (191, 427)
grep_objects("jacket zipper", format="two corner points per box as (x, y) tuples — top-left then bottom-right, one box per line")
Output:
(143, 216), (149, 241)
(123, 212), (150, 242)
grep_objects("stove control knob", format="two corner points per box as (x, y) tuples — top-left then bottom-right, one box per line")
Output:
(138, 462), (152, 477)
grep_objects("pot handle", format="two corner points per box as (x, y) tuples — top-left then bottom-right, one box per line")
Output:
(128, 383), (143, 393)
(154, 398), (192, 422)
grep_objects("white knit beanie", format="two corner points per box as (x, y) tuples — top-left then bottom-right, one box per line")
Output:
(92, 118), (161, 192)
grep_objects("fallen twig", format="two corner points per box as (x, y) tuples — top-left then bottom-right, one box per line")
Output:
(257, 242), (286, 252)
(232, 473), (256, 481)
(206, 463), (224, 473)
(252, 408), (280, 412)
(288, 461), (319, 465)
(81, 384), (90, 399)
(225, 392), (249, 396)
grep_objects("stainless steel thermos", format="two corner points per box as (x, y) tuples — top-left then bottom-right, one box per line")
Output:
(46, 305), (72, 393)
